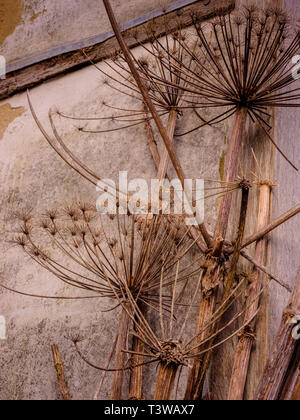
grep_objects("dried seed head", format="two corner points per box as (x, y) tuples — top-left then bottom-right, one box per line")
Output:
(158, 340), (185, 366)
(49, 225), (58, 237)
(73, 238), (82, 249)
(83, 212), (94, 223)
(41, 219), (50, 230)
(238, 178), (252, 191)
(14, 209), (33, 224)
(139, 57), (149, 69)
(108, 237), (117, 248)
(93, 238), (100, 247)
(19, 222), (32, 237)
(93, 228), (101, 238)
(77, 202), (92, 214)
(45, 209), (58, 222)
(68, 226), (77, 237)
(64, 205), (78, 219)
(234, 16), (243, 27)
(29, 246), (42, 258)
(78, 224), (88, 238)
(13, 234), (27, 249)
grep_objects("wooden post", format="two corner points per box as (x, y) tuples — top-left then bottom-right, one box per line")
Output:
(51, 344), (71, 401)
(228, 183), (271, 400)
(255, 267), (300, 400)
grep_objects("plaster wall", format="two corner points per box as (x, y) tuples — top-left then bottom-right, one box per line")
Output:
(0, 0), (175, 64)
(0, 0), (299, 400)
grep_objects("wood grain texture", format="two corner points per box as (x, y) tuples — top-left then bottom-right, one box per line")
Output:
(269, 0), (300, 356)
(51, 344), (71, 401)
(255, 268), (300, 400)
(280, 342), (300, 400)
(0, 0), (235, 101)
(228, 184), (271, 400)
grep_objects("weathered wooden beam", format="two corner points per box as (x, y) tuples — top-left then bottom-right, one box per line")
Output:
(255, 267), (300, 400)
(0, 0), (234, 100)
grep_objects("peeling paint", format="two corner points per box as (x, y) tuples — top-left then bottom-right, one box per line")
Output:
(30, 8), (47, 23)
(0, 104), (25, 140)
(0, 0), (24, 46)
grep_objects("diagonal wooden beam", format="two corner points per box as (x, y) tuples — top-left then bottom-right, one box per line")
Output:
(0, 0), (234, 100)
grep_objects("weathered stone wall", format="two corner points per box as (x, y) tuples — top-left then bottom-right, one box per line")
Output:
(0, 0), (299, 400)
(0, 0), (174, 64)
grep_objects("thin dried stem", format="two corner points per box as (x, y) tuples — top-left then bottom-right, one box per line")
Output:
(51, 344), (71, 401)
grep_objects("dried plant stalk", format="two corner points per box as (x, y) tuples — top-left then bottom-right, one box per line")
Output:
(51, 344), (71, 401)
(290, 361), (300, 401)
(228, 184), (271, 400)
(157, 109), (178, 181)
(93, 331), (118, 400)
(129, 332), (144, 400)
(240, 250), (291, 293)
(240, 203), (300, 250)
(128, 105), (177, 401)
(111, 308), (130, 400)
(143, 103), (161, 170)
(102, 0), (184, 185)
(102, 0), (212, 250)
(223, 184), (250, 301)
(184, 258), (224, 400)
(185, 112), (248, 400)
(129, 302), (147, 400)
(214, 108), (248, 242)
(255, 267), (300, 400)
(154, 362), (178, 400)
(119, 263), (255, 401)
(280, 342), (300, 400)
(194, 184), (251, 398)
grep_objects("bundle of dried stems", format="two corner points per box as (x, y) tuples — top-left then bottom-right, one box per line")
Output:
(3, 1), (300, 401)
(7, 205), (204, 399)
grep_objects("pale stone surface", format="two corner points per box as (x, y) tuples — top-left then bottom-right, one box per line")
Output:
(0, 0), (299, 401)
(0, 0), (175, 64)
